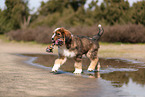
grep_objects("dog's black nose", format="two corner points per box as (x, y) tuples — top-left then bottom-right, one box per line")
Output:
(52, 38), (54, 40)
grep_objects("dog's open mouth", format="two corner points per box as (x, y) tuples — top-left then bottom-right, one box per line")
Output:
(55, 39), (63, 46)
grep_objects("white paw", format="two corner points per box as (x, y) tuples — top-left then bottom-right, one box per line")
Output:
(73, 69), (82, 74)
(98, 24), (101, 28)
(52, 64), (60, 72)
(87, 68), (94, 72)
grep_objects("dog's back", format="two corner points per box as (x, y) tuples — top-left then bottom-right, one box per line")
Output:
(70, 25), (104, 55)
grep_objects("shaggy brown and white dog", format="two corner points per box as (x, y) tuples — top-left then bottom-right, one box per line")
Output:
(46, 24), (104, 74)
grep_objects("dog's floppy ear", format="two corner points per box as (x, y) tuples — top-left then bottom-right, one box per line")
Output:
(60, 27), (72, 49)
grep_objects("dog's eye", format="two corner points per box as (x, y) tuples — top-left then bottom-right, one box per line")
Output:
(57, 33), (61, 36)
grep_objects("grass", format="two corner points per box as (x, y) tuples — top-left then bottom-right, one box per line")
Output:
(0, 34), (9, 42)
(100, 41), (145, 45)
(0, 34), (50, 47)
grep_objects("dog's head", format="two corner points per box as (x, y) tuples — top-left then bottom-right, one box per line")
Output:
(52, 27), (72, 48)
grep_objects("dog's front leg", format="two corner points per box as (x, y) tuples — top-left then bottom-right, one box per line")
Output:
(74, 55), (82, 74)
(52, 57), (67, 72)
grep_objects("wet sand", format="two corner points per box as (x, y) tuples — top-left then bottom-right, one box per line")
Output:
(0, 38), (145, 97)
(23, 54), (145, 97)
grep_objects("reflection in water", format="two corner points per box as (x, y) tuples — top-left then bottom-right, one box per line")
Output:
(23, 54), (145, 88)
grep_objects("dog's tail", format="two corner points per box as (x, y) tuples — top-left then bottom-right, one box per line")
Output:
(92, 24), (104, 41)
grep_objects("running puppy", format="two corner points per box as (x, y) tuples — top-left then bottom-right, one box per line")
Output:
(46, 24), (104, 74)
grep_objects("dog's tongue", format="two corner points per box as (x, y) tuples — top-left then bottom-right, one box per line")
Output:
(55, 39), (62, 45)
(55, 40), (59, 44)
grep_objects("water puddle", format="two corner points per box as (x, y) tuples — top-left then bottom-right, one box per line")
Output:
(22, 54), (145, 96)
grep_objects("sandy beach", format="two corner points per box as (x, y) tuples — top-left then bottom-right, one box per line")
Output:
(0, 37), (145, 97)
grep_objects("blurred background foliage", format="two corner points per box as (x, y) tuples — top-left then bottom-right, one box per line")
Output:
(0, 0), (145, 43)
(0, 0), (29, 33)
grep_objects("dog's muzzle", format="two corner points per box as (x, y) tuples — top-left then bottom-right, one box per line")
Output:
(54, 39), (63, 46)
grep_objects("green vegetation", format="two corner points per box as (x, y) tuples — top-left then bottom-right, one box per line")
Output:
(30, 0), (145, 27)
(0, 0), (29, 33)
(0, 0), (145, 43)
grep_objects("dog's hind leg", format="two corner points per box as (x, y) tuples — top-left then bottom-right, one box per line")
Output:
(87, 57), (100, 72)
(52, 57), (67, 72)
(87, 47), (100, 72)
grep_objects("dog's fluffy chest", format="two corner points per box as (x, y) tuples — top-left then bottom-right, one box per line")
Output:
(59, 47), (75, 58)
(63, 49), (75, 57)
